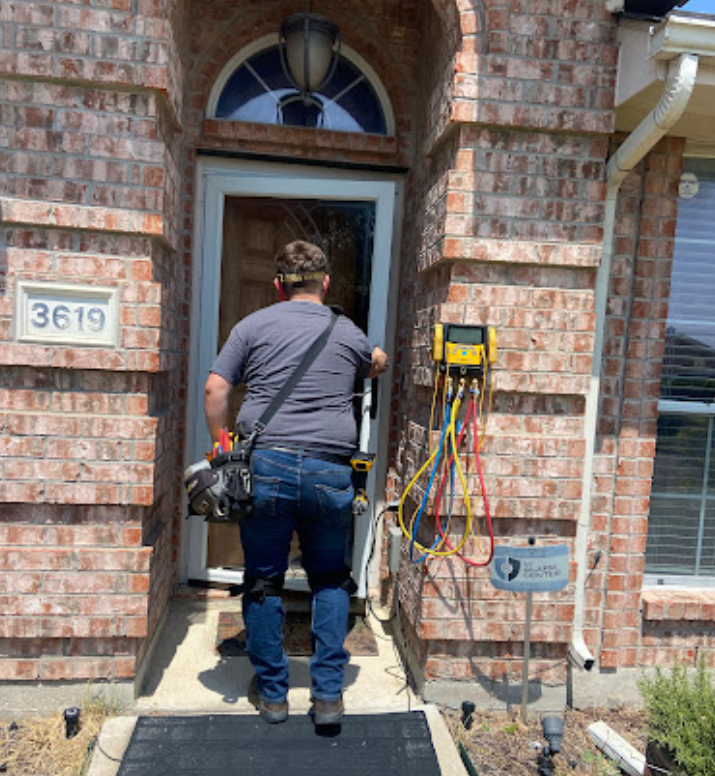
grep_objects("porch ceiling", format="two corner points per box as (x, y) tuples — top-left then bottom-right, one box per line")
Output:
(615, 12), (715, 156)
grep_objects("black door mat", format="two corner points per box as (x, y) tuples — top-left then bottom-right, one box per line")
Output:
(216, 611), (379, 657)
(116, 712), (442, 776)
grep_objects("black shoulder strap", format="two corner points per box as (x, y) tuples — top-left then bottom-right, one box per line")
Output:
(251, 310), (339, 437)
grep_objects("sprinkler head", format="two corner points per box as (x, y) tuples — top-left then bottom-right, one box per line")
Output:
(542, 716), (563, 754)
(461, 700), (476, 730)
(64, 707), (81, 739)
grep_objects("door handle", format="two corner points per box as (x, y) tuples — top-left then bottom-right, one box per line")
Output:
(370, 378), (379, 419)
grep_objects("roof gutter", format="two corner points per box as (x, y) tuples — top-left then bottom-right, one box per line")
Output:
(569, 50), (698, 673)
(648, 13), (715, 60)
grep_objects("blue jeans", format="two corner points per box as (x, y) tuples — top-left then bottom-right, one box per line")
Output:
(239, 448), (354, 703)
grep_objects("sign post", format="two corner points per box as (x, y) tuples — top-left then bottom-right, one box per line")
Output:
(490, 541), (569, 722)
(522, 587), (533, 722)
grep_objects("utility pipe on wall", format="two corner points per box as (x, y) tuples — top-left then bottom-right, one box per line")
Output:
(569, 52), (699, 673)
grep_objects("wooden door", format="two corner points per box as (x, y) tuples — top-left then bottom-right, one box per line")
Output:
(206, 195), (374, 571)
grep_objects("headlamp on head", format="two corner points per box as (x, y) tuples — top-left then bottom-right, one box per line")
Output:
(276, 271), (326, 285)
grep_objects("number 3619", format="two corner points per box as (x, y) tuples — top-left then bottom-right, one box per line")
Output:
(30, 302), (106, 332)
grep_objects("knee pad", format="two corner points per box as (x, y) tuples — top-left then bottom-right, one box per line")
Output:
(307, 566), (357, 595)
(238, 574), (285, 602)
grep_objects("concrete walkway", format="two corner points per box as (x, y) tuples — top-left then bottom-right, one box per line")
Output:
(136, 596), (414, 714)
(87, 596), (467, 776)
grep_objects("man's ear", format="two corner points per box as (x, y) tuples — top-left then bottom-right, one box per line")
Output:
(322, 275), (330, 296)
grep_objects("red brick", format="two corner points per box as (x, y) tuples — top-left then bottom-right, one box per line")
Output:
(120, 616), (149, 637)
(39, 658), (112, 681)
(0, 659), (39, 680)
(599, 649), (619, 669)
(77, 548), (151, 573)
(42, 573), (121, 595)
(0, 616), (39, 638)
(1, 548), (75, 571)
(128, 573), (150, 593)
(113, 656), (137, 679)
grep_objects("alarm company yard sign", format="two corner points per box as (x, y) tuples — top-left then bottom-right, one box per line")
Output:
(491, 544), (570, 593)
(490, 543), (570, 722)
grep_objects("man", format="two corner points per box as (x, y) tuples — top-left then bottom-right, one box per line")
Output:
(204, 240), (388, 726)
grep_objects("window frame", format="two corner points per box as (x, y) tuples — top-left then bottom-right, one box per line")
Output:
(205, 34), (396, 136)
(645, 158), (715, 588)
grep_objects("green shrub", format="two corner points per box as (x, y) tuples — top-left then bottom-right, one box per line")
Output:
(638, 657), (715, 776)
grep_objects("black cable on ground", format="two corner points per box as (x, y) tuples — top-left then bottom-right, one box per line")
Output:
(359, 501), (418, 708)
(458, 741), (480, 776)
(363, 505), (397, 625)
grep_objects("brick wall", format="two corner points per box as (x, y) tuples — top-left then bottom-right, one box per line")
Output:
(0, 0), (190, 682)
(0, 519), (150, 681)
(389, 0), (618, 687)
(593, 137), (714, 670)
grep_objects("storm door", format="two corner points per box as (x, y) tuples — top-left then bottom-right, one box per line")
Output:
(185, 159), (399, 595)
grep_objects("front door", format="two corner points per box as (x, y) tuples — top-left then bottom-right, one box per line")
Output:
(185, 159), (400, 595)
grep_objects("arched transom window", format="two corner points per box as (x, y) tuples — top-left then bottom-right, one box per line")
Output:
(208, 36), (394, 136)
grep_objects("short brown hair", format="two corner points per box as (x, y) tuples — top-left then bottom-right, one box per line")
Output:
(275, 241), (329, 293)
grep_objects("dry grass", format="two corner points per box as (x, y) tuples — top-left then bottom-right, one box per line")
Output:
(1, 688), (125, 776)
(1, 688), (648, 776)
(445, 706), (650, 776)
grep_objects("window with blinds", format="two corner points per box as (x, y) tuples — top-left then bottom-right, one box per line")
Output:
(646, 159), (715, 580)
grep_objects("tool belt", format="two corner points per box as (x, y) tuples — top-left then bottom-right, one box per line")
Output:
(210, 438), (255, 523)
(183, 436), (254, 523)
(220, 441), (254, 517)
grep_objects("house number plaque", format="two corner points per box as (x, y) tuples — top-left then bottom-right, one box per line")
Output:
(16, 281), (119, 347)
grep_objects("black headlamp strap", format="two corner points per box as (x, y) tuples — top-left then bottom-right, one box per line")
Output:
(276, 271), (326, 285)
(250, 310), (339, 439)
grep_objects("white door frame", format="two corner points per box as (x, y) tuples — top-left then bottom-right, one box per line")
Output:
(182, 156), (402, 596)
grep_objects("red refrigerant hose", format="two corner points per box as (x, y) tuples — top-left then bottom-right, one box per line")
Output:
(433, 393), (495, 568)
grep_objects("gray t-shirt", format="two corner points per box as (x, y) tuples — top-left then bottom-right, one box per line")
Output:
(211, 300), (372, 459)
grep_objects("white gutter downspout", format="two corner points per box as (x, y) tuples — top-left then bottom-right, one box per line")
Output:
(569, 52), (699, 672)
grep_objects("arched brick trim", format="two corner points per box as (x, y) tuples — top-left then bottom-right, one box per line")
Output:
(205, 37), (396, 135)
(183, 1), (419, 164)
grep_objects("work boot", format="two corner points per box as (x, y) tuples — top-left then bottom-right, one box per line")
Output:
(248, 675), (289, 724)
(310, 696), (344, 726)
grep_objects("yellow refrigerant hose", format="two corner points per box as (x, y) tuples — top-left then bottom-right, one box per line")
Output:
(398, 376), (473, 558)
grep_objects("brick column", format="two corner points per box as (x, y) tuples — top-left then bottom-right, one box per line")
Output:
(389, 0), (618, 692)
(0, 0), (190, 686)
(597, 138), (686, 668)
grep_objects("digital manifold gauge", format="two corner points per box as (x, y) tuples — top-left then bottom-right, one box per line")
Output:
(432, 323), (497, 375)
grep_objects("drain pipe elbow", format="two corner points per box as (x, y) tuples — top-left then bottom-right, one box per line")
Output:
(607, 53), (699, 188)
(569, 51), (698, 673)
